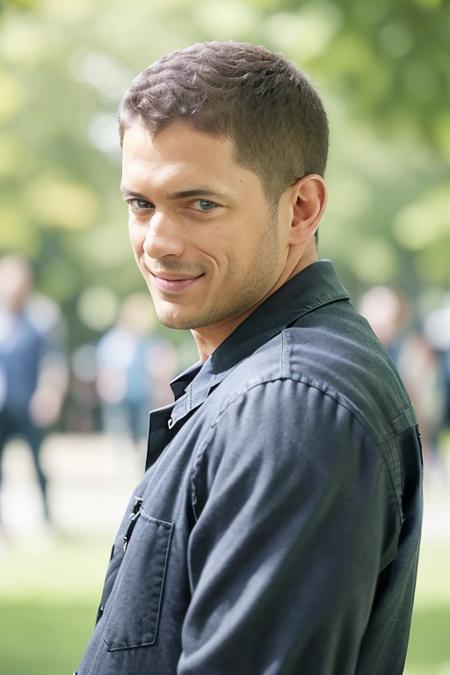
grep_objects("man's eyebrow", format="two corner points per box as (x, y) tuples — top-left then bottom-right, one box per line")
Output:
(120, 186), (148, 199)
(120, 186), (227, 200)
(166, 188), (227, 200)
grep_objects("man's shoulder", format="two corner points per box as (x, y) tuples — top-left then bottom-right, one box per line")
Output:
(212, 299), (412, 443)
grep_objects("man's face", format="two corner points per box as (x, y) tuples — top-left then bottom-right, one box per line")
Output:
(121, 121), (289, 337)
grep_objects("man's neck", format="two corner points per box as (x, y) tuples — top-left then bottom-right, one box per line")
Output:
(191, 247), (318, 362)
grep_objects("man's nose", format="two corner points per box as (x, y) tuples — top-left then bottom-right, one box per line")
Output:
(142, 211), (185, 259)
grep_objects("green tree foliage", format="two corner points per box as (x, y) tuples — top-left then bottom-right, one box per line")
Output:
(0, 0), (448, 346)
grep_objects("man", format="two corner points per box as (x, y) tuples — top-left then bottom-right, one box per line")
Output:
(0, 256), (67, 527)
(77, 41), (422, 675)
(96, 293), (177, 449)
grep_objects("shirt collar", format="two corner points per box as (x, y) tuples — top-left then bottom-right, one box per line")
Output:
(168, 259), (349, 425)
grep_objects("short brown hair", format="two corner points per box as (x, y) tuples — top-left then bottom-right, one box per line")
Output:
(118, 41), (329, 204)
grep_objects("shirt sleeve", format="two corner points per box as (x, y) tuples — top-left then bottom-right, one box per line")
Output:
(177, 378), (399, 675)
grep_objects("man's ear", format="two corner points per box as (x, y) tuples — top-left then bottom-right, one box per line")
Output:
(288, 174), (327, 245)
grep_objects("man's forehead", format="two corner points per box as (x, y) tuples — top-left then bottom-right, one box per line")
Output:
(122, 120), (232, 160)
(121, 120), (262, 197)
(120, 155), (230, 199)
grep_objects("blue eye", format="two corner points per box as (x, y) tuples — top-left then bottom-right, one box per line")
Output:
(195, 199), (218, 211)
(129, 198), (153, 209)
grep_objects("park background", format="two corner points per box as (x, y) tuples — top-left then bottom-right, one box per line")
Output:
(0, 0), (449, 673)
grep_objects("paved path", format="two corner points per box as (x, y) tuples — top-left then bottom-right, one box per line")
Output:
(1, 433), (449, 542)
(1, 433), (143, 538)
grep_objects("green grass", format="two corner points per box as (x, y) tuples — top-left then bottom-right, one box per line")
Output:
(0, 598), (95, 674)
(0, 536), (449, 674)
(406, 606), (450, 674)
(0, 535), (109, 675)
(405, 541), (450, 675)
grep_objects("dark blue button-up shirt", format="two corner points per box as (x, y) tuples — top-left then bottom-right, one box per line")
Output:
(77, 260), (423, 675)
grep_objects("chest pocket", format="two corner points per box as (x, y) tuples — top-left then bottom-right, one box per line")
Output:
(102, 509), (173, 651)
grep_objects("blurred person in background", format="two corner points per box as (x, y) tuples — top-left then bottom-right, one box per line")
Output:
(359, 286), (446, 465)
(77, 42), (423, 675)
(0, 255), (68, 530)
(423, 300), (450, 482)
(96, 293), (177, 449)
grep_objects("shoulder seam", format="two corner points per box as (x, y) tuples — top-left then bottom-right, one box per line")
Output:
(214, 375), (374, 438)
(190, 375), (404, 527)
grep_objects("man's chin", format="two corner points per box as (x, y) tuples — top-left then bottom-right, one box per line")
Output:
(154, 306), (202, 331)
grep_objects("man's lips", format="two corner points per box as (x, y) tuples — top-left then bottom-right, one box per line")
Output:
(149, 271), (205, 292)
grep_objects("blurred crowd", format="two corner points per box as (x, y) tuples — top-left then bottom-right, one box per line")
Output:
(0, 255), (182, 529)
(67, 291), (180, 444)
(0, 255), (449, 530)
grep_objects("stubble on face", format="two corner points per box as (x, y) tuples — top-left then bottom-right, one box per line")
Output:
(148, 209), (280, 332)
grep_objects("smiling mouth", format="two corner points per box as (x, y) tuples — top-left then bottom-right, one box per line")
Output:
(149, 271), (205, 293)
